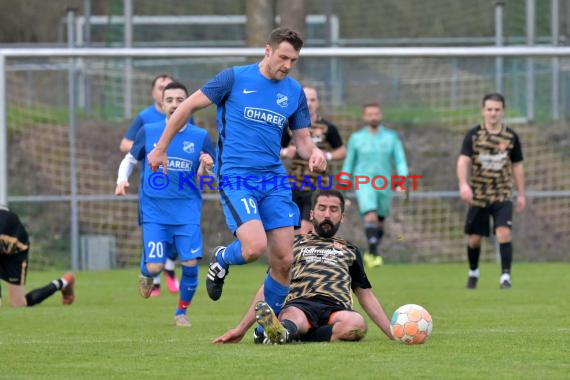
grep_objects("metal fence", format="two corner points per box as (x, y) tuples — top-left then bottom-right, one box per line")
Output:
(1, 46), (570, 270)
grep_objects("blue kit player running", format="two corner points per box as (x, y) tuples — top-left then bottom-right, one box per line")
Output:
(120, 74), (174, 153)
(147, 28), (327, 322)
(115, 82), (215, 327)
(119, 73), (180, 296)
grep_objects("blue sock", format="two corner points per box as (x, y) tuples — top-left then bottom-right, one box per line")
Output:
(217, 239), (247, 269)
(176, 265), (198, 316)
(263, 273), (289, 316)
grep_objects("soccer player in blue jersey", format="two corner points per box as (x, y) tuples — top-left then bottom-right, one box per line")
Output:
(120, 74), (174, 153)
(119, 73), (180, 296)
(115, 82), (215, 326)
(147, 28), (327, 322)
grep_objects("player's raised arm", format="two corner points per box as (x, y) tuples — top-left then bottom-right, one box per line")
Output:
(148, 90), (213, 173)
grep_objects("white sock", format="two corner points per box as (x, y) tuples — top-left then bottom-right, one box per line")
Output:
(468, 268), (480, 278)
(153, 275), (161, 285)
(53, 279), (68, 290)
(164, 259), (176, 271)
(500, 273), (511, 283)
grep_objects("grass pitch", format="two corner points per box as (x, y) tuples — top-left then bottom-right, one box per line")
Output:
(1, 263), (569, 379)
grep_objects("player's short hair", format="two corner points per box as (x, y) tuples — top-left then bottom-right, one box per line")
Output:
(362, 102), (380, 111)
(163, 81), (188, 97)
(151, 74), (174, 89)
(312, 189), (345, 213)
(303, 85), (318, 93)
(482, 93), (506, 108)
(267, 27), (304, 51)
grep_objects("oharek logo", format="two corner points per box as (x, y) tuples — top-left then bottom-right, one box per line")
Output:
(243, 107), (286, 129)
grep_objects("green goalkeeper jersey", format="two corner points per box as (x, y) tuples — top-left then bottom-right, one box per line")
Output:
(341, 125), (409, 185)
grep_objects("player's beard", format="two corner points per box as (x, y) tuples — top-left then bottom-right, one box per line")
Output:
(368, 120), (380, 129)
(313, 219), (340, 239)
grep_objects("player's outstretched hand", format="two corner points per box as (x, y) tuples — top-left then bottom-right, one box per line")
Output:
(459, 183), (473, 204)
(212, 328), (246, 344)
(147, 147), (168, 174)
(308, 148), (327, 173)
(114, 181), (129, 196)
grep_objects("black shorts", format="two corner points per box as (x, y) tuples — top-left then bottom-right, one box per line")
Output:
(282, 296), (348, 329)
(464, 201), (513, 237)
(0, 251), (29, 285)
(292, 189), (314, 222)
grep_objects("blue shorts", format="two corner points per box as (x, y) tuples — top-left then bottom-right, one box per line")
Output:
(218, 175), (300, 233)
(141, 223), (202, 264)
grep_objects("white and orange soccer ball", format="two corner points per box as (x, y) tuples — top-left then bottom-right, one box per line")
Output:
(390, 304), (433, 345)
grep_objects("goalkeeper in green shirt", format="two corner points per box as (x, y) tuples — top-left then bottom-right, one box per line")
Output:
(341, 103), (409, 267)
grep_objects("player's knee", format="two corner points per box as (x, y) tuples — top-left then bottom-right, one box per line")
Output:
(468, 235), (482, 248)
(337, 316), (367, 341)
(145, 263), (164, 276)
(495, 227), (511, 242)
(363, 212), (377, 223)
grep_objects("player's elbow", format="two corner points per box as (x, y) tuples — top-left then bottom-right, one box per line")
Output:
(119, 139), (133, 153)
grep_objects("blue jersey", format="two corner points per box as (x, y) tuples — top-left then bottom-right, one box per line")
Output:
(124, 105), (164, 141)
(201, 63), (310, 177)
(130, 120), (215, 225)
(124, 104), (196, 141)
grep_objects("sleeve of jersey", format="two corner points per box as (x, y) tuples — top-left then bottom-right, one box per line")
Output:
(326, 124), (344, 149)
(288, 90), (311, 130)
(393, 135), (409, 177)
(459, 129), (474, 156)
(201, 132), (216, 158)
(281, 126), (292, 147)
(349, 248), (372, 290)
(129, 128), (146, 161)
(510, 132), (524, 163)
(200, 68), (234, 105)
(124, 114), (144, 140)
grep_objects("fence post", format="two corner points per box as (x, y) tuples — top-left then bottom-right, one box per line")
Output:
(67, 8), (80, 271)
(0, 55), (6, 207)
(495, 1), (505, 93)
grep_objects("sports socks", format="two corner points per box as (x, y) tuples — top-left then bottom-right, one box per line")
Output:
(176, 265), (198, 316)
(263, 273), (289, 316)
(164, 258), (176, 278)
(25, 278), (65, 307)
(467, 245), (480, 271)
(364, 222), (379, 255)
(499, 242), (512, 274)
(300, 325), (334, 342)
(217, 240), (247, 270)
(282, 319), (299, 342)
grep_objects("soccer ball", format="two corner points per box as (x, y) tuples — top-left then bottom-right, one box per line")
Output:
(390, 304), (433, 344)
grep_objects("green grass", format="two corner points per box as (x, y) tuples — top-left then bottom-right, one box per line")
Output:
(1, 263), (569, 379)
